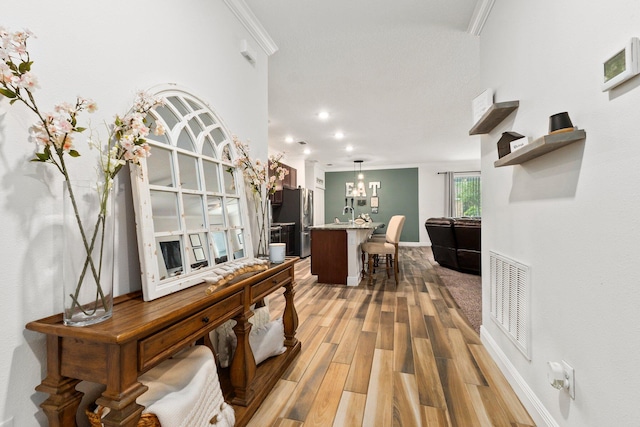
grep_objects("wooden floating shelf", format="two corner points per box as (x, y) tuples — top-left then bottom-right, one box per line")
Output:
(494, 129), (586, 167)
(469, 101), (520, 135)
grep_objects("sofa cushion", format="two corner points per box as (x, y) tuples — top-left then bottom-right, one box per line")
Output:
(425, 218), (459, 270)
(424, 218), (456, 248)
(431, 246), (459, 270)
(452, 218), (481, 251)
(457, 249), (481, 275)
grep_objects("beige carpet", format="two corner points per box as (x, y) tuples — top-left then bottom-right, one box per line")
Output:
(424, 247), (482, 334)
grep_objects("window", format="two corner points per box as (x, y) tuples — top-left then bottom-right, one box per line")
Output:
(445, 171), (481, 218)
(130, 87), (251, 301)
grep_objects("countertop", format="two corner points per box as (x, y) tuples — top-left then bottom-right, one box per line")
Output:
(310, 221), (384, 230)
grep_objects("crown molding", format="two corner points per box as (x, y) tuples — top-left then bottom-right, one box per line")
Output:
(467, 0), (495, 36)
(223, 0), (279, 56)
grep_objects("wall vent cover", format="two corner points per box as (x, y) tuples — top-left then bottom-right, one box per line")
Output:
(489, 251), (531, 359)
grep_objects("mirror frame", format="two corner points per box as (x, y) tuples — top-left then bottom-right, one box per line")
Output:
(130, 85), (253, 301)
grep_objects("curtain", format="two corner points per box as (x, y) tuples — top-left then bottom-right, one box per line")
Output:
(444, 171), (455, 217)
(442, 171), (481, 218)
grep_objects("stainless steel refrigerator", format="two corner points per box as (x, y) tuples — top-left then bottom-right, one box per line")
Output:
(272, 187), (313, 258)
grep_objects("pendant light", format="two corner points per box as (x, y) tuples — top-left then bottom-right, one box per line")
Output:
(354, 160), (365, 197)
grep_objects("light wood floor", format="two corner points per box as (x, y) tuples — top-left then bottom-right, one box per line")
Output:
(248, 247), (535, 427)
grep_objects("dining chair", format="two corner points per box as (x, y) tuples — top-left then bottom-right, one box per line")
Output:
(361, 215), (405, 285)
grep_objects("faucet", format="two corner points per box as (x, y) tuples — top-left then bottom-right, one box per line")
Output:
(342, 205), (355, 223)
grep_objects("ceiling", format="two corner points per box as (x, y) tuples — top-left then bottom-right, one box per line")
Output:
(244, 0), (483, 171)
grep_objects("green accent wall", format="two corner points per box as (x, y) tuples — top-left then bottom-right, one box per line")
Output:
(325, 168), (419, 242)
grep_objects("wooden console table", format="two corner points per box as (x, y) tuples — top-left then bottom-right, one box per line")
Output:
(26, 257), (300, 427)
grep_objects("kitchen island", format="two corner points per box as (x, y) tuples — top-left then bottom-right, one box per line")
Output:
(310, 222), (383, 285)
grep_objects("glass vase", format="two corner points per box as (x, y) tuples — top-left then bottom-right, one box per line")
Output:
(255, 197), (271, 259)
(62, 180), (115, 326)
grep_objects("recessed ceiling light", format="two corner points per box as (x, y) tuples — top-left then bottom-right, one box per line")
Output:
(346, 145), (353, 152)
(318, 111), (330, 120)
(334, 131), (344, 139)
(285, 136), (294, 143)
(303, 148), (311, 155)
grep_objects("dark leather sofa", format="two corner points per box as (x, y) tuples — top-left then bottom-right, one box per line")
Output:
(425, 217), (481, 275)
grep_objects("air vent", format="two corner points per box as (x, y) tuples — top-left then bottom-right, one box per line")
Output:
(489, 251), (531, 359)
(297, 140), (307, 145)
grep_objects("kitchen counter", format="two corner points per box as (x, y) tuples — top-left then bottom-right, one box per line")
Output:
(310, 221), (383, 230)
(310, 222), (384, 285)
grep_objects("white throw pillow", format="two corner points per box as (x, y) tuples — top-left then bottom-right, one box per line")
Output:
(212, 305), (271, 368)
(251, 304), (271, 326)
(228, 317), (286, 365)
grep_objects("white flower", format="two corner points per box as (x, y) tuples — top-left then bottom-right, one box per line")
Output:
(54, 102), (75, 114)
(18, 71), (39, 91)
(119, 134), (135, 151)
(153, 122), (165, 136)
(0, 62), (12, 84)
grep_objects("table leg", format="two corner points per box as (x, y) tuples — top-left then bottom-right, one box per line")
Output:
(230, 309), (256, 406)
(95, 382), (148, 427)
(95, 341), (148, 427)
(36, 376), (83, 427)
(35, 335), (84, 427)
(283, 281), (299, 347)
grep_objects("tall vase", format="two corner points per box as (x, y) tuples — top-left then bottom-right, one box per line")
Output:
(255, 196), (271, 259)
(62, 180), (115, 326)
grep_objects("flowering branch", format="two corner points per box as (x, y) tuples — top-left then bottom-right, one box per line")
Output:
(233, 135), (288, 195)
(233, 136), (288, 256)
(0, 27), (165, 321)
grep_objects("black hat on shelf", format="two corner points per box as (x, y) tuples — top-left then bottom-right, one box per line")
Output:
(549, 112), (575, 134)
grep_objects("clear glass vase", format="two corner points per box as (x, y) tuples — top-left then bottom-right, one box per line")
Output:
(62, 180), (114, 326)
(255, 197), (271, 259)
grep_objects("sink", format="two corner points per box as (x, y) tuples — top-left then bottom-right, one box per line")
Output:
(311, 221), (380, 230)
(324, 221), (368, 228)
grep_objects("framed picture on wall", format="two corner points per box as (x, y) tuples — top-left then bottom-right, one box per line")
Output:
(193, 247), (206, 261)
(189, 234), (202, 247)
(370, 196), (379, 208)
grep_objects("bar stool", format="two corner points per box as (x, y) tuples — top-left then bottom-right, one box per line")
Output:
(361, 215), (405, 285)
(360, 223), (385, 276)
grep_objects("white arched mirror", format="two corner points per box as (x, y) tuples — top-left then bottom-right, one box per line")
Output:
(130, 86), (252, 301)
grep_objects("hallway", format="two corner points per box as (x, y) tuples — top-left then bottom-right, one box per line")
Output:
(248, 247), (535, 426)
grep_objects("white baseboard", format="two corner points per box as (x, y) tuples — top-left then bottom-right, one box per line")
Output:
(346, 274), (359, 286)
(480, 326), (559, 427)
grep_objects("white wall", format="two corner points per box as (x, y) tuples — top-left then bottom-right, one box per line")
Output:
(479, 2), (640, 426)
(0, 1), (270, 425)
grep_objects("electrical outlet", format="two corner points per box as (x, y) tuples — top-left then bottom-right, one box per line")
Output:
(562, 360), (575, 399)
(0, 417), (14, 427)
